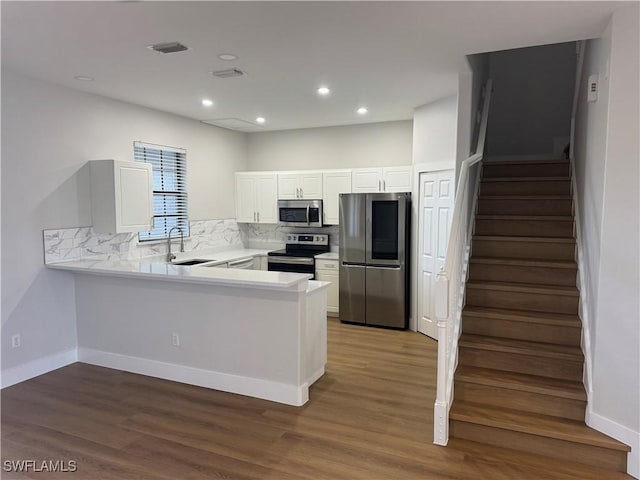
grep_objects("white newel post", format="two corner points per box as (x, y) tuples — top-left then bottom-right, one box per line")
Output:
(433, 269), (450, 445)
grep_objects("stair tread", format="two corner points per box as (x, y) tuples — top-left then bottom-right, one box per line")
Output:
(463, 306), (581, 327)
(484, 158), (569, 165)
(473, 235), (576, 243)
(466, 280), (579, 296)
(450, 401), (630, 451)
(448, 438), (631, 480)
(476, 214), (574, 221)
(455, 365), (586, 400)
(470, 257), (577, 268)
(481, 176), (571, 182)
(459, 334), (583, 360)
(480, 195), (572, 200)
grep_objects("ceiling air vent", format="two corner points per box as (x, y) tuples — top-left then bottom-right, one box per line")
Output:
(148, 42), (189, 54)
(211, 68), (244, 79)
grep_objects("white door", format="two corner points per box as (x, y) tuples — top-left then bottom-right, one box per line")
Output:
(418, 170), (454, 339)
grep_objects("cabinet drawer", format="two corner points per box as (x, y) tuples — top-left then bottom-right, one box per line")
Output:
(316, 260), (338, 271)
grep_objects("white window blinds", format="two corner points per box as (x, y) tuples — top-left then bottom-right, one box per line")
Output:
(134, 141), (189, 242)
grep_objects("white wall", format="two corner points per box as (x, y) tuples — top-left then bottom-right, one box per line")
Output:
(246, 121), (413, 171)
(456, 54), (490, 180)
(574, 5), (639, 475)
(412, 95), (458, 168)
(487, 42), (576, 157)
(574, 32), (611, 372)
(1, 71), (247, 372)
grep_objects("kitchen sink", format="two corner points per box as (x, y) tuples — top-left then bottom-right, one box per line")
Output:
(172, 259), (215, 266)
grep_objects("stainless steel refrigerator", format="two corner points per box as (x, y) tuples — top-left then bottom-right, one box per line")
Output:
(339, 192), (410, 329)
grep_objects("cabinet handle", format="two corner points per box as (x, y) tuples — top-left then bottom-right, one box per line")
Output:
(253, 212), (256, 222)
(383, 179), (386, 191)
(378, 179), (381, 191)
(257, 211), (260, 222)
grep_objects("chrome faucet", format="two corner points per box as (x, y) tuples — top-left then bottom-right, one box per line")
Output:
(167, 226), (185, 262)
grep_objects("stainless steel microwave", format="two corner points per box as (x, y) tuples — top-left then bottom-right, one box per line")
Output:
(277, 199), (323, 227)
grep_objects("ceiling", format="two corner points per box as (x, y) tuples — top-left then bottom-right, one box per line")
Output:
(1, 1), (626, 132)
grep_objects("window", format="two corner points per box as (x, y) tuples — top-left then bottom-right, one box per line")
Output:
(134, 141), (189, 242)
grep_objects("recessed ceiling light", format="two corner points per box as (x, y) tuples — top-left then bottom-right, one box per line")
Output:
(201, 99), (214, 107)
(317, 87), (330, 96)
(218, 53), (238, 61)
(256, 117), (266, 124)
(357, 107), (368, 115)
(74, 75), (94, 82)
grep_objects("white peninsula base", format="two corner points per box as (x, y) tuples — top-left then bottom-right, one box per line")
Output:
(73, 272), (328, 406)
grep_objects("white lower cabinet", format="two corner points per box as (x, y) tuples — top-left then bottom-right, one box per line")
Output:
(257, 255), (268, 271)
(315, 258), (339, 316)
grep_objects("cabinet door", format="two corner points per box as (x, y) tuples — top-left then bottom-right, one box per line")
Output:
(235, 174), (257, 223)
(277, 173), (300, 199)
(315, 270), (339, 315)
(382, 166), (412, 192)
(322, 170), (351, 225)
(256, 174), (278, 223)
(352, 168), (382, 193)
(299, 172), (323, 199)
(115, 162), (153, 232)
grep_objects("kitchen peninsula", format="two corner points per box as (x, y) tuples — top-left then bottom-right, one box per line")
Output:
(48, 258), (328, 406)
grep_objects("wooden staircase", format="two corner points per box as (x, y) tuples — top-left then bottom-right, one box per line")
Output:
(450, 159), (631, 472)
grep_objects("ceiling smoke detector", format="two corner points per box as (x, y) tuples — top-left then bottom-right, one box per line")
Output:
(148, 42), (189, 54)
(211, 68), (245, 79)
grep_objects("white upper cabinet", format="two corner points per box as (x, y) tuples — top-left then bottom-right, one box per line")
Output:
(382, 166), (413, 192)
(352, 168), (382, 193)
(235, 172), (278, 223)
(277, 171), (323, 199)
(351, 166), (412, 193)
(90, 159), (153, 233)
(322, 170), (352, 225)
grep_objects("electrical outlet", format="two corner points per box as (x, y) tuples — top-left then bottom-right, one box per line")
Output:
(171, 333), (180, 347)
(11, 334), (21, 348)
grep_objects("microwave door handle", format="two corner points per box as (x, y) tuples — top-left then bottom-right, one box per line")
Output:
(306, 204), (310, 226)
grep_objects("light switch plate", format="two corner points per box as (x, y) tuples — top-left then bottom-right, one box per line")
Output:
(588, 74), (599, 102)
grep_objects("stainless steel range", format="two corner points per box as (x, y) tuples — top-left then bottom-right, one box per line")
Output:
(267, 234), (330, 278)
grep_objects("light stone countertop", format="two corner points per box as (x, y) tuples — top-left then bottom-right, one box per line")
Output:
(314, 252), (339, 261)
(47, 248), (312, 291)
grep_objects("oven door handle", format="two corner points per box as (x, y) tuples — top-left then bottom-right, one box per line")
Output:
(268, 256), (315, 266)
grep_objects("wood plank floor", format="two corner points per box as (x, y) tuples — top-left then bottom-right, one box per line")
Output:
(1, 319), (631, 479)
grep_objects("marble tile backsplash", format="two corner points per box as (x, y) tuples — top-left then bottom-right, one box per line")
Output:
(240, 223), (339, 249)
(43, 219), (244, 264)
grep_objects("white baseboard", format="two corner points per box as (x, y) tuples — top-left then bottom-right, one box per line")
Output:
(78, 347), (309, 406)
(1, 348), (78, 388)
(587, 408), (640, 478)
